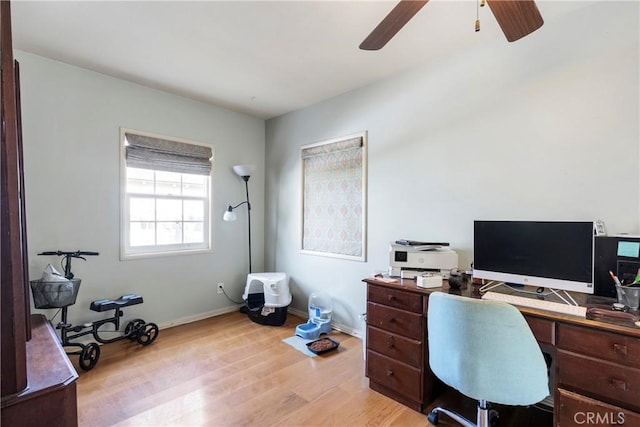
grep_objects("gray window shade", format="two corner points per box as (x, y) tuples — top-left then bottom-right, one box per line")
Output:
(125, 132), (212, 176)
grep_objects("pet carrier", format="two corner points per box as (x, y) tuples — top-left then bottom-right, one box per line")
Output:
(242, 272), (291, 326)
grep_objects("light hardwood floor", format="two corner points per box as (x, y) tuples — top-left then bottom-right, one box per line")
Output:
(73, 311), (429, 426)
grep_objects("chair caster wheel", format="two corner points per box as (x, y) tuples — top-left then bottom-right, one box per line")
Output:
(489, 409), (500, 427)
(427, 410), (439, 425)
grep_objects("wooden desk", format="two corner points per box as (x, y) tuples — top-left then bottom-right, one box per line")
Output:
(363, 277), (640, 426)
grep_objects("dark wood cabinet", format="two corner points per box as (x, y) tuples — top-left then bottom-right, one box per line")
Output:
(364, 279), (439, 412)
(557, 388), (640, 427)
(1, 2), (79, 424)
(2, 0), (29, 398)
(1, 316), (79, 426)
(556, 323), (640, 425)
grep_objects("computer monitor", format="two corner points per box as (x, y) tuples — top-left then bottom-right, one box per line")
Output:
(473, 221), (595, 294)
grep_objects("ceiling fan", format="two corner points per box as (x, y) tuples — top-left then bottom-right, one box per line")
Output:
(360, 0), (544, 50)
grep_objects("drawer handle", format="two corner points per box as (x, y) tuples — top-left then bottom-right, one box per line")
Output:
(388, 336), (394, 348)
(387, 295), (395, 302)
(613, 343), (628, 357)
(386, 369), (394, 377)
(611, 378), (628, 391)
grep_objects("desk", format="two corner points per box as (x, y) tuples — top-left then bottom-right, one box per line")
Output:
(363, 277), (640, 426)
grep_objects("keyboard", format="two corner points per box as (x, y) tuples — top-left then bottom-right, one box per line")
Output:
(482, 291), (587, 318)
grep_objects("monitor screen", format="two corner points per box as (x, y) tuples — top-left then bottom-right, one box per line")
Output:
(473, 221), (595, 294)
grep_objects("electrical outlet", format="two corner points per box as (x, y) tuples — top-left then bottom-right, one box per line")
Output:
(217, 283), (224, 294)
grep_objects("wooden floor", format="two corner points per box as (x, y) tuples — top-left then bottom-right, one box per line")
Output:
(74, 311), (425, 426)
(74, 311), (553, 426)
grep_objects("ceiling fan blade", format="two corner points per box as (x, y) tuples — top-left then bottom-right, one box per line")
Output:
(486, 0), (544, 42)
(359, 0), (429, 51)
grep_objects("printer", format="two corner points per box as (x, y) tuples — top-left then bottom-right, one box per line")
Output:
(389, 240), (458, 279)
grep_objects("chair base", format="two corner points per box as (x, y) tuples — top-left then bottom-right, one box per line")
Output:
(427, 400), (499, 427)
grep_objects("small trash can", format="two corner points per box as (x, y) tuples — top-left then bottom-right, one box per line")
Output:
(242, 272), (291, 326)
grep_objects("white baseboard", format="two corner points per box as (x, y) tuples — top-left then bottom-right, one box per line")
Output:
(156, 304), (243, 330)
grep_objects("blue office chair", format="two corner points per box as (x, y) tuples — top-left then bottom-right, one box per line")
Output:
(427, 292), (549, 426)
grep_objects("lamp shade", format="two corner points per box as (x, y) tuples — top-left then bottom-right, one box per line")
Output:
(223, 206), (237, 221)
(232, 164), (255, 178)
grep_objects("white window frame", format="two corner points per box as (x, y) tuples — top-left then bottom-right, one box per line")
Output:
(120, 128), (213, 260)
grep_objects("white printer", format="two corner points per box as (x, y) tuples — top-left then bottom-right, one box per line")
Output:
(388, 240), (458, 279)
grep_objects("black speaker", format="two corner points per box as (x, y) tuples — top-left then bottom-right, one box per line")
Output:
(594, 236), (640, 298)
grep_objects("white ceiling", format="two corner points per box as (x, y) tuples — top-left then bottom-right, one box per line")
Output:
(11, 0), (587, 119)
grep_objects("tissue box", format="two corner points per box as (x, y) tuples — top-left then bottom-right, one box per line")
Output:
(416, 273), (443, 288)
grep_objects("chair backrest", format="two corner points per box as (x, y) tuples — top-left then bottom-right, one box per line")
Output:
(427, 292), (549, 405)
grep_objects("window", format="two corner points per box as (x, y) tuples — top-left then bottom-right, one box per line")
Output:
(301, 132), (367, 261)
(121, 129), (213, 259)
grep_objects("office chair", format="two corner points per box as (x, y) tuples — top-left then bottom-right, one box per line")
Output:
(427, 292), (549, 427)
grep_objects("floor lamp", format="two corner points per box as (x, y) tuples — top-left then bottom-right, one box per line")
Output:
(223, 164), (255, 273)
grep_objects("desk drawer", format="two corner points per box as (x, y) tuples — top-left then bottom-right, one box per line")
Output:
(368, 285), (422, 313)
(366, 350), (421, 402)
(557, 324), (640, 369)
(557, 350), (640, 411)
(367, 325), (422, 367)
(557, 388), (640, 427)
(524, 315), (555, 345)
(367, 302), (424, 340)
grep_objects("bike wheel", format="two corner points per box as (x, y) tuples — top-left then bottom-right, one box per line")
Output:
(136, 322), (159, 346)
(124, 318), (145, 340)
(79, 342), (101, 371)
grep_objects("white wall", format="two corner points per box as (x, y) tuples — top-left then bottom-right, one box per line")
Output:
(17, 51), (265, 328)
(264, 2), (640, 334)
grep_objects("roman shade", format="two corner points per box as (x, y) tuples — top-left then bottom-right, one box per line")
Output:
(124, 132), (212, 176)
(301, 134), (366, 260)
(300, 136), (362, 159)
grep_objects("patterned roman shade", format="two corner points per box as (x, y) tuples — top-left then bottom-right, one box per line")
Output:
(301, 135), (365, 259)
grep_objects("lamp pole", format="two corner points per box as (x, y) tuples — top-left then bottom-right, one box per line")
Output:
(225, 164), (256, 275)
(241, 175), (252, 273)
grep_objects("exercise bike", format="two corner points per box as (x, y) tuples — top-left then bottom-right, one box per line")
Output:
(31, 250), (159, 371)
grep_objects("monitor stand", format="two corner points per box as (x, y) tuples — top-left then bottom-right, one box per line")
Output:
(478, 281), (579, 306)
(546, 288), (580, 306)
